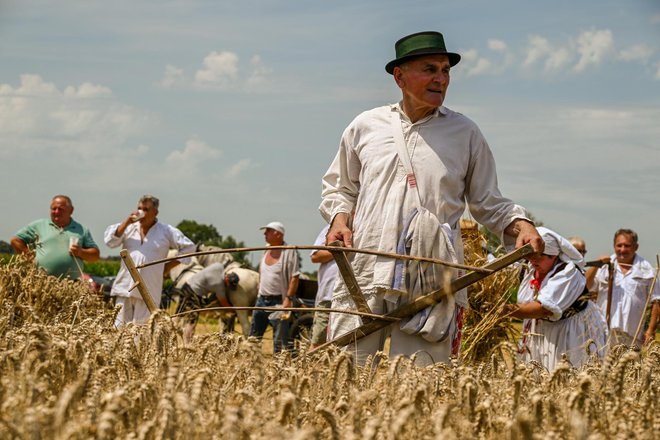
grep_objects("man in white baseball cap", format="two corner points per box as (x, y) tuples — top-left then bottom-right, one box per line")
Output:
(259, 221), (285, 235)
(250, 221), (300, 353)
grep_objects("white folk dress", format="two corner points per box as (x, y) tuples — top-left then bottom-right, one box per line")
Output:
(518, 262), (607, 371)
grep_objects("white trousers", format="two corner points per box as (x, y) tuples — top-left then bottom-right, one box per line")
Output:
(114, 296), (151, 327)
(328, 290), (455, 367)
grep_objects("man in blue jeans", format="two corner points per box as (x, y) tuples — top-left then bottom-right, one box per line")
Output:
(249, 221), (300, 353)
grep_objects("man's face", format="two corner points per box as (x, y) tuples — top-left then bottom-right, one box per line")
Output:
(264, 228), (283, 245)
(572, 242), (587, 257)
(394, 55), (451, 114)
(614, 233), (638, 265)
(50, 197), (73, 228)
(137, 200), (158, 224)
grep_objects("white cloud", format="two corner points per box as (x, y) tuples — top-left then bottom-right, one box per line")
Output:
(246, 55), (273, 87)
(468, 58), (493, 76)
(226, 158), (254, 178)
(159, 51), (272, 91)
(0, 74), (149, 151)
(458, 48), (497, 76)
(159, 64), (185, 88)
(574, 29), (614, 72)
(523, 35), (552, 68)
(544, 47), (572, 72)
(194, 51), (239, 87)
(487, 39), (507, 52)
(457, 39), (515, 76)
(166, 137), (222, 164)
(523, 29), (618, 74)
(617, 44), (653, 63)
(523, 35), (574, 73)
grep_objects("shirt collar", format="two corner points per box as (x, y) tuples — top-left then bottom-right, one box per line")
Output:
(49, 218), (73, 230)
(392, 102), (447, 123)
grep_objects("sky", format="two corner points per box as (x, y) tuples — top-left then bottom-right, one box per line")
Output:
(1, 0), (659, 271)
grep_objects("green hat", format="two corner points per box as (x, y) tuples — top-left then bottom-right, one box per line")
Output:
(385, 31), (461, 74)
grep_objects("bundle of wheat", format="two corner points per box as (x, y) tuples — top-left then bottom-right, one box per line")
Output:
(460, 221), (521, 364)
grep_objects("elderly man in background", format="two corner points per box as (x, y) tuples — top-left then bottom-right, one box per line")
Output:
(587, 229), (660, 346)
(568, 236), (587, 258)
(249, 221), (300, 353)
(105, 195), (195, 327)
(320, 31), (543, 365)
(11, 195), (100, 280)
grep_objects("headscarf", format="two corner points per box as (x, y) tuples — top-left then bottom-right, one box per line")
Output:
(537, 226), (585, 270)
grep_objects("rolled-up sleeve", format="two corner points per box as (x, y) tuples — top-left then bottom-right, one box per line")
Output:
(104, 223), (123, 248)
(15, 221), (38, 244)
(167, 225), (195, 265)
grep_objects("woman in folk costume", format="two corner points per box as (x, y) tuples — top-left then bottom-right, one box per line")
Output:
(505, 227), (607, 371)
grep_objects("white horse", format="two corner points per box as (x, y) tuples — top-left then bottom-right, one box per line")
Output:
(168, 244), (259, 341)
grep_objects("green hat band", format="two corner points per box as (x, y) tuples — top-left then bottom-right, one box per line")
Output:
(396, 33), (447, 58)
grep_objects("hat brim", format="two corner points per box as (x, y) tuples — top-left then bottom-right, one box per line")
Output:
(385, 50), (461, 74)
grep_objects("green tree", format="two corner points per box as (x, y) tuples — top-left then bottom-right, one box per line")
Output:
(176, 219), (223, 246)
(176, 220), (251, 268)
(0, 240), (14, 254)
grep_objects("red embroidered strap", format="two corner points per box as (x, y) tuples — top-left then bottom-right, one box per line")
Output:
(451, 306), (464, 356)
(407, 173), (417, 188)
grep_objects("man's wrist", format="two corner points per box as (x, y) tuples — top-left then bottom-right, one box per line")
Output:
(512, 218), (535, 234)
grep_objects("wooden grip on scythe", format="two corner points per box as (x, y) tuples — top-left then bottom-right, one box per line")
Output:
(327, 241), (373, 321)
(120, 249), (158, 313)
(310, 243), (534, 353)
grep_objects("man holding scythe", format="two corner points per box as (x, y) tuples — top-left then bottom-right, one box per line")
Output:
(587, 229), (660, 346)
(320, 31), (543, 366)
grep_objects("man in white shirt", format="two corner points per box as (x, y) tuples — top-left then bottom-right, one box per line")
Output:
(587, 229), (660, 346)
(105, 195), (195, 327)
(320, 31), (543, 365)
(309, 225), (338, 348)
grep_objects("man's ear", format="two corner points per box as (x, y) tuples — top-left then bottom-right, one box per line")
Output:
(393, 67), (405, 89)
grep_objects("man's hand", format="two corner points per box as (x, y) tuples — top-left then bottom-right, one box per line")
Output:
(508, 219), (544, 254)
(69, 244), (81, 257)
(326, 212), (353, 247)
(10, 236), (30, 255)
(283, 296), (293, 310)
(643, 330), (655, 345)
(70, 246), (101, 262)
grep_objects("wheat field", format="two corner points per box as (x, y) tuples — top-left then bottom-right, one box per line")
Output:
(1, 257), (659, 439)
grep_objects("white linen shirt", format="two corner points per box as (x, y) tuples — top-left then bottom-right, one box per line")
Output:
(594, 254), (660, 340)
(312, 225), (339, 305)
(320, 103), (528, 301)
(105, 221), (195, 302)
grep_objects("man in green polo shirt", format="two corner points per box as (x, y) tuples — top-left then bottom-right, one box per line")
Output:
(11, 195), (100, 280)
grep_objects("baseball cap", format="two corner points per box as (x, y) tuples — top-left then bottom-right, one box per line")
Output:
(259, 221), (285, 234)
